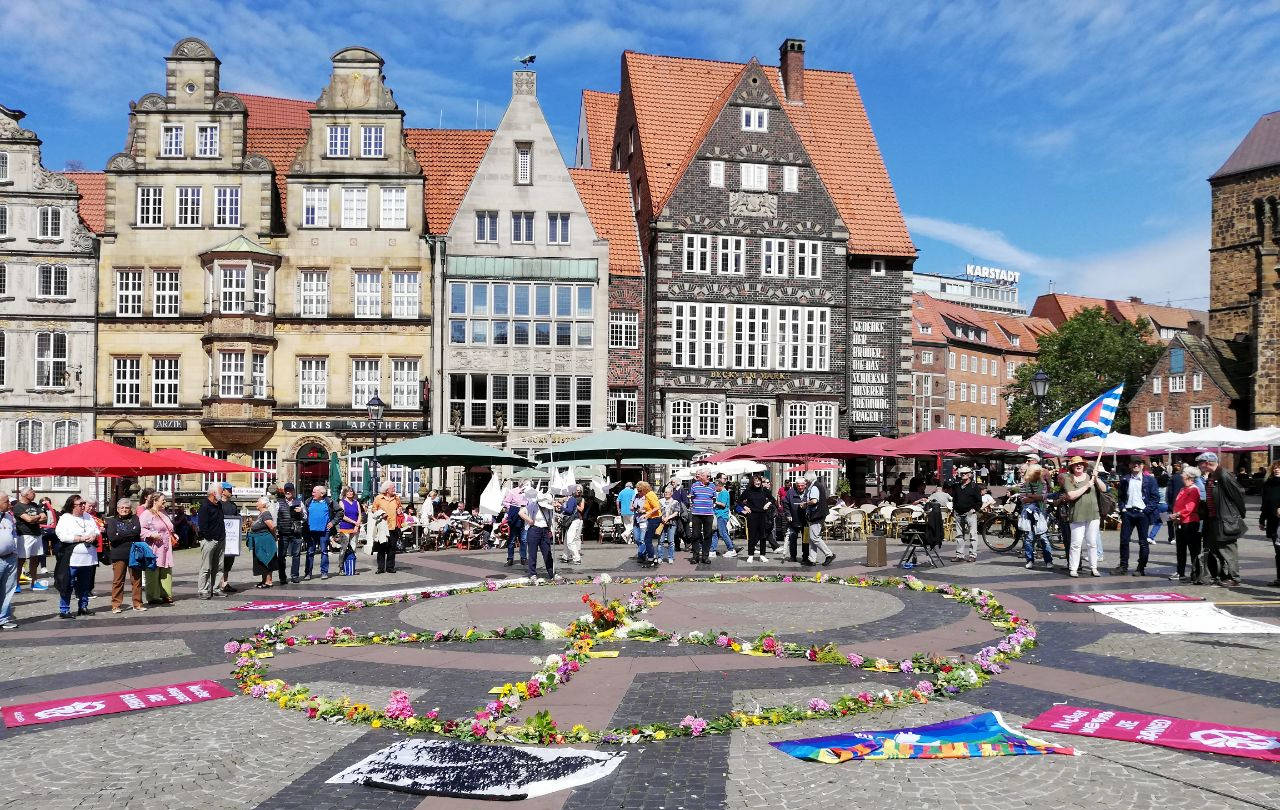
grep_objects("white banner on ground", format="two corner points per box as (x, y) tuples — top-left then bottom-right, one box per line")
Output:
(327, 738), (626, 800)
(1090, 602), (1280, 634)
(338, 577), (530, 602)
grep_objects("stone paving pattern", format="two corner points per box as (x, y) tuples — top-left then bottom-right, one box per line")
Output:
(0, 525), (1277, 809)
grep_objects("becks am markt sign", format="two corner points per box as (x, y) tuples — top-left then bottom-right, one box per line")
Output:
(282, 419), (424, 433)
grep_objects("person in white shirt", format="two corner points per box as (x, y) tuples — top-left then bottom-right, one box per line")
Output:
(54, 495), (100, 618)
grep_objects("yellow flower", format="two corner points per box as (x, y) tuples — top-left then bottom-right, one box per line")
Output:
(372, 636), (383, 644)
(654, 730), (667, 740)
(730, 642), (742, 652)
(278, 697), (289, 708)
(371, 719), (382, 728)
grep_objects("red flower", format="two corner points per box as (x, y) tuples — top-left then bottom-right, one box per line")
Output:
(581, 594), (591, 603)
(630, 727), (640, 735)
(941, 665), (953, 673)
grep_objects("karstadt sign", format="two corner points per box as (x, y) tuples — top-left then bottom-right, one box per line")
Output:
(965, 263), (1020, 284)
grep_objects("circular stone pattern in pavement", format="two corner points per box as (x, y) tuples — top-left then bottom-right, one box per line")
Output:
(638, 580), (905, 636)
(396, 584), (598, 631)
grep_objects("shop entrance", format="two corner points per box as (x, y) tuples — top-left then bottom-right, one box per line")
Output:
(296, 443), (329, 497)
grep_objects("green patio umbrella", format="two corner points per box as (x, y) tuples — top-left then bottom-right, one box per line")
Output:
(360, 460), (373, 501)
(535, 429), (700, 481)
(350, 433), (535, 469)
(512, 467), (549, 480)
(328, 452), (343, 496)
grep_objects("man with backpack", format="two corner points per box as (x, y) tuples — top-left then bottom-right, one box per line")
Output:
(803, 472), (835, 567)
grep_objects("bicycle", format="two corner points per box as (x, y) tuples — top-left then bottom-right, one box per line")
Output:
(980, 501), (1019, 553)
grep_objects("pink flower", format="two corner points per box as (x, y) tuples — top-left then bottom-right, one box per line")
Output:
(475, 710), (492, 722)
(486, 580), (498, 591)
(899, 660), (915, 674)
(568, 661), (580, 672)
(847, 653), (865, 667)
(714, 635), (731, 648)
(915, 680), (935, 695)
(761, 637), (778, 653)
(285, 637), (297, 647)
(306, 707), (318, 719)
(249, 685), (266, 698)
(471, 720), (488, 737)
(486, 701), (501, 715)
(235, 656), (251, 667)
(807, 698), (831, 712)
(223, 641), (239, 655)
(425, 709), (439, 720)
(384, 689), (416, 720)
(238, 642), (253, 653)
(782, 576), (793, 583)
(679, 715), (708, 737)
(857, 692), (873, 705)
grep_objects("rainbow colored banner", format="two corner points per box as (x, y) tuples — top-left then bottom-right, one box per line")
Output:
(771, 712), (1077, 762)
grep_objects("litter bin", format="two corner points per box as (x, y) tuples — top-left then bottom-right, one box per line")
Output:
(866, 535), (887, 567)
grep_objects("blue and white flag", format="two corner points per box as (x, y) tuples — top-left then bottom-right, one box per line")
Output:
(1025, 383), (1124, 455)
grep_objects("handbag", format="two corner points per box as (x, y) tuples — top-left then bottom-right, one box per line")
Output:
(1096, 486), (1117, 518)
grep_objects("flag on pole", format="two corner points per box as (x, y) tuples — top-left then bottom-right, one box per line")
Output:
(1024, 383), (1124, 455)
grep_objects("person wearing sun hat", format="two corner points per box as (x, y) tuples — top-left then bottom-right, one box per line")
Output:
(1060, 455), (1106, 577)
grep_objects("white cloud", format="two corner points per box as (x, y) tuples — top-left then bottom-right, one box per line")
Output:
(907, 214), (1207, 306)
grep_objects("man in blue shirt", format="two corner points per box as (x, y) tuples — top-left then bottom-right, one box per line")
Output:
(710, 480), (737, 558)
(688, 471), (717, 564)
(617, 483), (636, 549)
(305, 485), (333, 580)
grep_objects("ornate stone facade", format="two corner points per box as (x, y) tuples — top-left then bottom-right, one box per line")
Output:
(0, 104), (97, 495)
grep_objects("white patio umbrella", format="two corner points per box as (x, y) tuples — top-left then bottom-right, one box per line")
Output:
(1066, 432), (1154, 454)
(1165, 425), (1259, 450)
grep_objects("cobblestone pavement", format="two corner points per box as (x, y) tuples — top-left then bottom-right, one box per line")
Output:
(0, 524), (1276, 809)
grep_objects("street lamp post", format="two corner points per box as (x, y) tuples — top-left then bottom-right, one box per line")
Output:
(1031, 370), (1050, 431)
(367, 394), (387, 488)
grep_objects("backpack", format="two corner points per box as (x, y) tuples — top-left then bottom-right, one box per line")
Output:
(806, 479), (830, 524)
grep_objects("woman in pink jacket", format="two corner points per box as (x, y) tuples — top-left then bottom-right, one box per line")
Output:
(1171, 468), (1202, 584)
(139, 492), (176, 605)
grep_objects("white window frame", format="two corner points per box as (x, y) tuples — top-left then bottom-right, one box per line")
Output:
(353, 271), (381, 318)
(794, 240), (821, 278)
(137, 186), (163, 227)
(37, 206), (62, 239)
(921, 350), (934, 365)
(740, 107), (768, 132)
(697, 400), (722, 439)
(515, 143), (532, 185)
(683, 234), (711, 274)
(115, 270), (143, 316)
(1190, 405), (1212, 430)
(176, 186), (201, 227)
(671, 302), (726, 369)
(36, 331), (68, 388)
(161, 124), (184, 157)
(870, 259), (886, 276)
(475, 210), (497, 242)
(717, 236), (744, 275)
(609, 390), (638, 425)
(732, 305), (771, 370)
(391, 271), (419, 319)
(299, 270), (329, 317)
(740, 162), (768, 191)
(112, 356), (140, 406)
(0, 205), (7, 237)
(783, 165), (798, 192)
(298, 358), (327, 407)
(201, 450), (228, 490)
(327, 125), (350, 157)
(1147, 410), (1164, 433)
(1168, 374), (1186, 393)
(511, 211), (534, 243)
(709, 160), (724, 188)
(669, 400), (692, 439)
(948, 380), (956, 400)
(251, 450), (277, 490)
(379, 186), (406, 228)
(341, 187), (368, 228)
(214, 186), (240, 227)
(351, 358), (381, 409)
(361, 125), (385, 158)
(1152, 376), (1161, 394)
(391, 358), (419, 409)
(251, 351), (267, 398)
(0, 152), (6, 180)
(761, 238), (788, 277)
(38, 264), (69, 297)
(196, 124), (219, 158)
(218, 350), (245, 398)
(51, 420), (82, 489)
(547, 212), (570, 244)
(152, 356), (179, 406)
(303, 187), (329, 228)
(219, 265), (247, 314)
(609, 310), (638, 349)
(1192, 372), (1203, 391)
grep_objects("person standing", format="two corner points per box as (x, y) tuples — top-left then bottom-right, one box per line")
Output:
(1170, 468), (1203, 583)
(275, 483), (304, 585)
(710, 480), (737, 558)
(1114, 459), (1159, 576)
(951, 467), (982, 563)
(783, 479), (809, 564)
(13, 488), (46, 593)
(1018, 465), (1053, 570)
(196, 485), (226, 599)
(305, 485), (334, 580)
(559, 485), (584, 566)
(617, 482), (636, 547)
(1196, 452), (1246, 587)
(139, 493), (176, 605)
(1060, 457), (1105, 577)
(336, 487), (363, 577)
(0, 495), (20, 629)
(802, 472), (835, 567)
(216, 484), (241, 594)
(105, 498), (144, 614)
(521, 490), (555, 579)
(371, 482), (402, 575)
(54, 495), (99, 617)
(741, 474), (776, 563)
(687, 471), (716, 565)
(248, 497), (278, 589)
(1260, 460), (1280, 587)
(657, 485), (679, 564)
(503, 482), (528, 568)
(635, 481), (660, 568)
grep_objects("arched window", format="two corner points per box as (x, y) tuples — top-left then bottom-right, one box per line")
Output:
(786, 403), (809, 437)
(812, 403), (835, 437)
(697, 401), (721, 438)
(669, 400), (692, 439)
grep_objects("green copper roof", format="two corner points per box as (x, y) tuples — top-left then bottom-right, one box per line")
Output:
(447, 255), (597, 280)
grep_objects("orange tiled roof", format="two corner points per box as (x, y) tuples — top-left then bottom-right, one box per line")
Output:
(580, 90), (618, 169)
(245, 127), (308, 213)
(232, 93), (313, 128)
(914, 293), (1054, 354)
(569, 168), (644, 277)
(1030, 292), (1205, 334)
(64, 171), (105, 233)
(621, 51), (915, 257)
(405, 129), (494, 234)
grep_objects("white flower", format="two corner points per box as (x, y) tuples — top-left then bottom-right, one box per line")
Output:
(539, 621), (565, 638)
(579, 614), (591, 623)
(964, 669), (979, 684)
(597, 573), (613, 585)
(532, 673), (547, 685)
(530, 656), (543, 665)
(544, 654), (563, 669)
(740, 642), (753, 653)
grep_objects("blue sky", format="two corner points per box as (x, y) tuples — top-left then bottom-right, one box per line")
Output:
(4, 0), (1278, 310)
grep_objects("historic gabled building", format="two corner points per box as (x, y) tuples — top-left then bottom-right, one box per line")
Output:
(580, 40), (916, 452)
(1127, 323), (1250, 436)
(1030, 292), (1205, 342)
(434, 70), (610, 462)
(0, 106), (99, 496)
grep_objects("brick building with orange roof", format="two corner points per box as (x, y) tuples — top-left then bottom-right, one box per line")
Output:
(579, 39), (915, 455)
(1030, 292), (1205, 342)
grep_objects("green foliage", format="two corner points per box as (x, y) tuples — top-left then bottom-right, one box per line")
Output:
(835, 477), (851, 498)
(1002, 307), (1162, 437)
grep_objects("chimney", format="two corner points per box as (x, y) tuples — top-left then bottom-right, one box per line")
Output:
(1128, 296), (1143, 303)
(1187, 319), (1205, 338)
(779, 38), (805, 103)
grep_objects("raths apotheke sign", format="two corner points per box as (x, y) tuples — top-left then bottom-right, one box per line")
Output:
(282, 419), (424, 433)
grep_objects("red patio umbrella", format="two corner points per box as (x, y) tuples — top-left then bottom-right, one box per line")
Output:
(734, 434), (899, 463)
(0, 440), (205, 478)
(702, 443), (763, 464)
(0, 449), (37, 475)
(150, 448), (262, 474)
(785, 460), (839, 473)
(882, 429), (1018, 455)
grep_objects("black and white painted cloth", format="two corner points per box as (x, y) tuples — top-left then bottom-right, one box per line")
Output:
(326, 738), (626, 800)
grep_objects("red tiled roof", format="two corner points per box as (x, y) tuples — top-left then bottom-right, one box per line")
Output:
(569, 168), (644, 277)
(580, 90), (618, 169)
(621, 51), (915, 257)
(232, 93), (314, 128)
(64, 171), (105, 233)
(914, 293), (1055, 354)
(1030, 293), (1206, 335)
(405, 129), (494, 234)
(245, 127), (308, 213)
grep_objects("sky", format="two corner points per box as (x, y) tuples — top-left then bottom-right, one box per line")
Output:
(4, 0), (1278, 312)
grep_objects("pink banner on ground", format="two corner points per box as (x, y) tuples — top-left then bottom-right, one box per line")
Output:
(1024, 705), (1280, 762)
(228, 600), (349, 612)
(3, 680), (234, 728)
(1052, 592), (1203, 604)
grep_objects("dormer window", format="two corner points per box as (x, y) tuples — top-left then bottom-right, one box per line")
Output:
(161, 125), (184, 158)
(741, 107), (768, 132)
(327, 125), (350, 157)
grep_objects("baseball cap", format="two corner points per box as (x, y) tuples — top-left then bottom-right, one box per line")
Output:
(283, 482), (295, 492)
(220, 482), (234, 491)
(1195, 452), (1219, 463)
